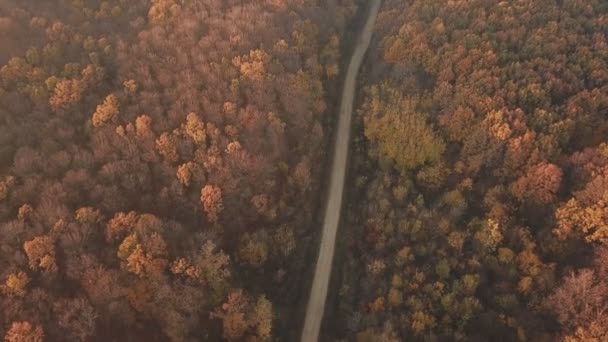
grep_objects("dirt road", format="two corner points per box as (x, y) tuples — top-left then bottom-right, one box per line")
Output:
(301, 1), (382, 341)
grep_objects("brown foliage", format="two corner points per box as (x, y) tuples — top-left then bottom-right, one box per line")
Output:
(53, 298), (98, 341)
(4, 321), (44, 342)
(339, 0), (608, 340)
(212, 290), (273, 341)
(92, 95), (119, 127)
(155, 132), (179, 163)
(49, 79), (83, 111)
(511, 162), (563, 205)
(0, 0), (356, 340)
(546, 269), (608, 337)
(200, 185), (223, 223)
(1, 271), (30, 297)
(555, 195), (608, 245)
(23, 236), (57, 273)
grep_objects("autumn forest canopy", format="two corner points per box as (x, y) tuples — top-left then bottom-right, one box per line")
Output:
(0, 0), (607, 341)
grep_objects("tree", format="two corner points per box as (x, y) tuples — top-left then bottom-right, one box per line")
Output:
(75, 207), (103, 225)
(92, 94), (120, 127)
(238, 234), (268, 268)
(546, 269), (608, 335)
(49, 79), (84, 112)
(106, 211), (138, 242)
(474, 219), (504, 253)
(4, 322), (44, 342)
(292, 159), (312, 191)
(117, 232), (168, 277)
(0, 177), (14, 202)
(411, 310), (436, 335)
(68, 256), (123, 306)
(53, 298), (98, 341)
(17, 204), (33, 221)
(555, 195), (608, 245)
(183, 112), (206, 145)
(148, 0), (181, 24)
(1, 271), (30, 297)
(171, 240), (231, 293)
(362, 85), (445, 172)
(235, 49), (271, 82)
(123, 79), (137, 93)
(511, 162), (562, 205)
(435, 259), (451, 279)
(252, 296), (273, 340)
(367, 259), (386, 276)
(212, 290), (273, 341)
(213, 290), (250, 340)
(155, 132), (179, 163)
(387, 288), (403, 307)
(201, 185), (223, 223)
(562, 321), (608, 342)
(176, 162), (203, 187)
(23, 236), (57, 273)
(273, 225), (296, 257)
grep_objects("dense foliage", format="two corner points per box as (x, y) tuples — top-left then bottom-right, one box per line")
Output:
(334, 0), (608, 341)
(0, 0), (359, 340)
(3, 0), (607, 341)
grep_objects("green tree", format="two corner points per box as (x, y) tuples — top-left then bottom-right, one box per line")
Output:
(362, 84), (445, 172)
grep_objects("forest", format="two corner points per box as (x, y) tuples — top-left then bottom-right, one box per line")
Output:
(1, 0), (608, 341)
(332, 0), (608, 341)
(0, 0), (359, 340)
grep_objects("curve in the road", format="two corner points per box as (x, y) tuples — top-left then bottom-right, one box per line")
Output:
(301, 1), (382, 341)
